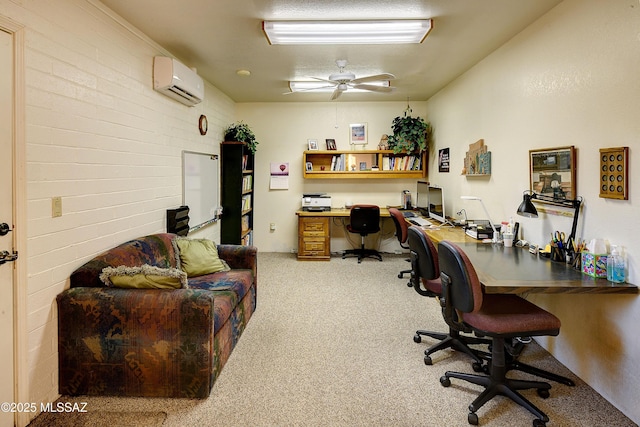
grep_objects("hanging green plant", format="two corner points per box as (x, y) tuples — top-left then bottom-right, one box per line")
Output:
(223, 121), (259, 154)
(387, 108), (431, 154)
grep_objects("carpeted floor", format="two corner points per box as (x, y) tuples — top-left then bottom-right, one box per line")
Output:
(29, 252), (635, 427)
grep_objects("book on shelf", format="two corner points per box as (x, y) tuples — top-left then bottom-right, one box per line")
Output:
(241, 194), (252, 211)
(242, 175), (253, 192)
(241, 214), (250, 232)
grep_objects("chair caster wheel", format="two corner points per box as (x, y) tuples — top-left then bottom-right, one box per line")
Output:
(398, 273), (403, 278)
(424, 355), (433, 365)
(440, 376), (450, 387)
(468, 412), (479, 425)
(537, 389), (550, 399)
(406, 281), (412, 287)
(472, 362), (483, 372)
(413, 334), (421, 343)
(533, 419), (546, 427)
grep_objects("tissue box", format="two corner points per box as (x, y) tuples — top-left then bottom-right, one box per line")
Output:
(581, 252), (608, 278)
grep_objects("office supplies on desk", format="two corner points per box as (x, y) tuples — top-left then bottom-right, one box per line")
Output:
(463, 220), (495, 240)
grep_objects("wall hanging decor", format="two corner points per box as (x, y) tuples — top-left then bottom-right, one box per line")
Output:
(529, 146), (576, 201)
(463, 139), (491, 176)
(599, 147), (628, 200)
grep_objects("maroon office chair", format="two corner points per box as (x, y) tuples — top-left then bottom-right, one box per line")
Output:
(388, 208), (411, 281)
(408, 226), (488, 365)
(437, 240), (562, 427)
(342, 205), (382, 263)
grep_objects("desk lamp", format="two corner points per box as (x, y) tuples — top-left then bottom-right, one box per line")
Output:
(460, 196), (499, 243)
(517, 190), (582, 257)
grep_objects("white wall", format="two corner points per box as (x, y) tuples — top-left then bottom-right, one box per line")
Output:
(1, 0), (234, 422)
(424, 0), (640, 422)
(236, 101), (428, 254)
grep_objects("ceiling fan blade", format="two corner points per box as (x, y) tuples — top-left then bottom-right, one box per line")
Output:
(352, 84), (395, 93)
(330, 87), (344, 100)
(351, 73), (395, 84)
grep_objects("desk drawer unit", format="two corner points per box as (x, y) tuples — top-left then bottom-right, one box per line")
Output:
(298, 216), (330, 260)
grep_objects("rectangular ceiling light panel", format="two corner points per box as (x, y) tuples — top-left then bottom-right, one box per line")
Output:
(263, 19), (432, 45)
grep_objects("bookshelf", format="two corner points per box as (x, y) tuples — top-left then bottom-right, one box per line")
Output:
(221, 141), (254, 245)
(303, 150), (426, 179)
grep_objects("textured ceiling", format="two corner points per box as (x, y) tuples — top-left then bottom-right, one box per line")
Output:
(99, 0), (563, 102)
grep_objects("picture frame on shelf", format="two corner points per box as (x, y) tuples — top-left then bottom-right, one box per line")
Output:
(305, 161), (313, 171)
(529, 146), (576, 201)
(308, 139), (319, 150)
(349, 123), (367, 145)
(326, 138), (337, 150)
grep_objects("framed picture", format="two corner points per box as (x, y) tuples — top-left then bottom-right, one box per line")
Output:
(305, 161), (313, 171)
(529, 146), (576, 200)
(325, 138), (337, 150)
(349, 123), (367, 145)
(308, 139), (319, 150)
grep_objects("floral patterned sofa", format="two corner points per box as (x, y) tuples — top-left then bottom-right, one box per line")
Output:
(56, 233), (257, 398)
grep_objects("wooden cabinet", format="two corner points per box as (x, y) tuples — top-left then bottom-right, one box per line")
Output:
(221, 141), (254, 245)
(297, 216), (330, 260)
(303, 149), (426, 179)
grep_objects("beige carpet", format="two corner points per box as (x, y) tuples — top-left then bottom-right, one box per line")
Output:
(29, 253), (635, 427)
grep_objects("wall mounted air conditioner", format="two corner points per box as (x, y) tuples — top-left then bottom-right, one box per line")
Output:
(153, 56), (204, 106)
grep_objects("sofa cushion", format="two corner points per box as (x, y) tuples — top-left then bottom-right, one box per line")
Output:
(99, 264), (188, 289)
(173, 237), (230, 277)
(188, 269), (254, 332)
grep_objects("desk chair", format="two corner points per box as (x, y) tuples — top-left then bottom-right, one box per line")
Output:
(342, 205), (382, 263)
(438, 240), (561, 427)
(408, 227), (488, 366)
(388, 208), (411, 281)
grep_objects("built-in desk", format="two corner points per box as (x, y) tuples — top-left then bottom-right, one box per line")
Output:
(296, 208), (391, 260)
(417, 224), (638, 295)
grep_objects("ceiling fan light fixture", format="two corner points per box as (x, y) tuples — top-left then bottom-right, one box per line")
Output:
(263, 19), (432, 45)
(289, 80), (390, 93)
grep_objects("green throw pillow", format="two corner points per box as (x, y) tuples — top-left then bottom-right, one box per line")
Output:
(173, 237), (230, 277)
(99, 264), (188, 289)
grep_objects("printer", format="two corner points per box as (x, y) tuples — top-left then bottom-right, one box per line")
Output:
(302, 193), (332, 212)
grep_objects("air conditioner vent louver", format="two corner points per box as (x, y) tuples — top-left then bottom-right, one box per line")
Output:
(153, 56), (204, 106)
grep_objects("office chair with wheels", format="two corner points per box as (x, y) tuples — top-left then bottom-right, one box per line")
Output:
(438, 240), (562, 427)
(408, 226), (488, 366)
(342, 205), (382, 263)
(388, 208), (411, 281)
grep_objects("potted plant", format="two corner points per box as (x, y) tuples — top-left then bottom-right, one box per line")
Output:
(387, 112), (431, 154)
(224, 121), (259, 154)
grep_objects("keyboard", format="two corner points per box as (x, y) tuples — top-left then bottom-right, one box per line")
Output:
(409, 217), (431, 227)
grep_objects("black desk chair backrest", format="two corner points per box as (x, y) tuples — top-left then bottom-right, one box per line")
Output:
(348, 205), (381, 235)
(389, 208), (411, 280)
(408, 227), (488, 365)
(407, 226), (440, 296)
(437, 240), (563, 426)
(342, 205), (382, 263)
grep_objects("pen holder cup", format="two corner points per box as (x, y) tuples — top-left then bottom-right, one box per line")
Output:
(551, 245), (566, 263)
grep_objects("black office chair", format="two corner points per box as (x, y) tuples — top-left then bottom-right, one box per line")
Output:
(438, 240), (563, 427)
(388, 208), (411, 281)
(408, 226), (488, 366)
(342, 204), (382, 263)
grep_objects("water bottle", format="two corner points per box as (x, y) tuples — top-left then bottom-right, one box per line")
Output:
(606, 245), (625, 283)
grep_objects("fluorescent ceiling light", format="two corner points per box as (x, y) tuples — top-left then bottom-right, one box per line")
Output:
(289, 80), (390, 93)
(263, 19), (432, 45)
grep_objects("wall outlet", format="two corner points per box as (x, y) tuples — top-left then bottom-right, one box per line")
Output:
(52, 196), (62, 218)
(270, 222), (276, 231)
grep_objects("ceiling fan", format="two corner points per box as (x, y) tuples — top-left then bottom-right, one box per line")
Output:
(290, 59), (395, 100)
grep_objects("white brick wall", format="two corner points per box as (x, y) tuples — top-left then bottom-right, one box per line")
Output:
(1, 0), (235, 419)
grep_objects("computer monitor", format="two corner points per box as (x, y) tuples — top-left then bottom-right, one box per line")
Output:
(415, 180), (430, 217)
(416, 181), (447, 223)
